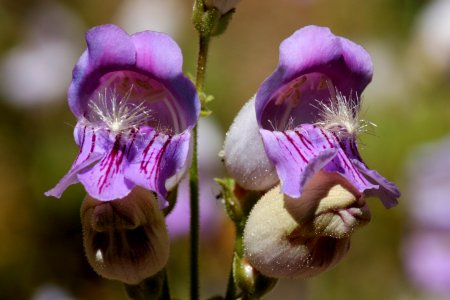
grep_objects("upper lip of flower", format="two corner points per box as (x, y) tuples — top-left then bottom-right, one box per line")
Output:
(255, 26), (373, 130)
(69, 24), (200, 132)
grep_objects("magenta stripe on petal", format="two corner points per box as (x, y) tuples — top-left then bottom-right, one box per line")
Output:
(78, 133), (135, 201)
(260, 126), (338, 197)
(45, 124), (105, 198)
(260, 124), (379, 198)
(125, 129), (191, 206)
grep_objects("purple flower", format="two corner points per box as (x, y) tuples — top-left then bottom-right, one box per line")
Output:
(403, 231), (450, 296)
(402, 136), (450, 296)
(46, 24), (199, 206)
(224, 26), (399, 207)
(165, 118), (225, 239)
(406, 136), (450, 230)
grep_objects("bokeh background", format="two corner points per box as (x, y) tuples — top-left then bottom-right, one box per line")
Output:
(1, 0), (450, 299)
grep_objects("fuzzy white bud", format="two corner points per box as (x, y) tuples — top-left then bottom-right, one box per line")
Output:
(81, 187), (169, 285)
(223, 97), (278, 191)
(284, 171), (371, 239)
(243, 171), (371, 278)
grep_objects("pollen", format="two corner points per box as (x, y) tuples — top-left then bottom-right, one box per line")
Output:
(88, 87), (152, 134)
(314, 90), (375, 139)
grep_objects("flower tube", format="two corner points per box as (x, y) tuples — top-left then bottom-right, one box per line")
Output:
(45, 24), (200, 207)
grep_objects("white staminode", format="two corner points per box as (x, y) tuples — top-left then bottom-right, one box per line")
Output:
(95, 249), (104, 264)
(314, 90), (375, 139)
(88, 87), (151, 133)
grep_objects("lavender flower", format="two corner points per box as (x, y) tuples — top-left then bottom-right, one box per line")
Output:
(165, 118), (225, 239)
(406, 136), (450, 230)
(403, 136), (450, 296)
(403, 232), (450, 296)
(224, 25), (400, 207)
(45, 24), (199, 206)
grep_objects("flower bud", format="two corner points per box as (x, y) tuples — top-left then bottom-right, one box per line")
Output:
(81, 187), (169, 284)
(243, 172), (370, 278)
(204, 0), (241, 14)
(223, 97), (278, 191)
(233, 254), (278, 298)
(284, 171), (371, 239)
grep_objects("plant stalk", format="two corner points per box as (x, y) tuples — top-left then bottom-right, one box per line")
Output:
(190, 33), (211, 300)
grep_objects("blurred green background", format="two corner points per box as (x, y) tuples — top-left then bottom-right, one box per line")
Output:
(1, 0), (449, 299)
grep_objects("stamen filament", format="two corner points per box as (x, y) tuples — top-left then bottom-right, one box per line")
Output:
(87, 87), (152, 134)
(314, 89), (374, 139)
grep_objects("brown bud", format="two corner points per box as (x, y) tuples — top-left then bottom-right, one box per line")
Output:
(81, 187), (169, 284)
(233, 254), (278, 298)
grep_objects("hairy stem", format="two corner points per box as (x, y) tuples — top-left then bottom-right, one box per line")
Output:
(124, 269), (168, 300)
(190, 33), (211, 300)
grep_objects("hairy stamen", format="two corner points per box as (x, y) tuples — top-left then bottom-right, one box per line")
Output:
(313, 90), (375, 139)
(87, 87), (152, 134)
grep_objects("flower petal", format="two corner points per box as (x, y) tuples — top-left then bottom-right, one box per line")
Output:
(131, 31), (183, 79)
(78, 134), (135, 201)
(278, 25), (372, 96)
(352, 159), (400, 208)
(260, 124), (377, 198)
(125, 128), (191, 207)
(69, 24), (136, 117)
(224, 97), (278, 191)
(259, 126), (337, 198)
(45, 124), (105, 198)
(131, 31), (200, 130)
(256, 25), (373, 128)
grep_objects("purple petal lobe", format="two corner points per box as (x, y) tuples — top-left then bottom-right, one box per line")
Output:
(69, 25), (136, 117)
(130, 31), (200, 130)
(78, 134), (135, 201)
(278, 25), (372, 96)
(125, 128), (191, 207)
(352, 159), (400, 208)
(45, 124), (105, 198)
(260, 124), (377, 198)
(85, 24), (135, 71)
(131, 31), (183, 79)
(259, 125), (337, 197)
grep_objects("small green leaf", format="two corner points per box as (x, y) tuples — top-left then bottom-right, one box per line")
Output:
(212, 9), (236, 37)
(201, 108), (212, 117)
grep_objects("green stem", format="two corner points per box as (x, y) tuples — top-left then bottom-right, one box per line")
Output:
(190, 33), (211, 300)
(196, 35), (211, 101)
(224, 267), (236, 300)
(189, 124), (199, 300)
(161, 269), (171, 300)
(124, 269), (168, 300)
